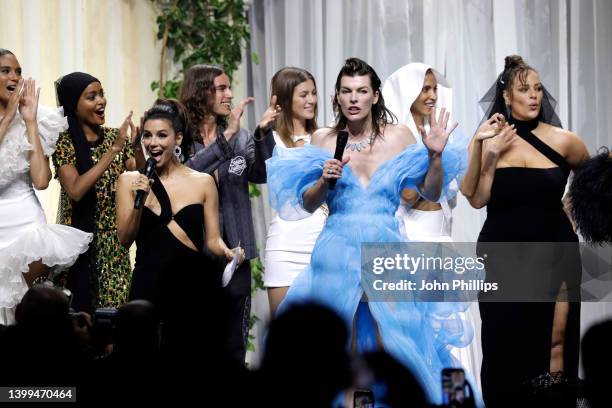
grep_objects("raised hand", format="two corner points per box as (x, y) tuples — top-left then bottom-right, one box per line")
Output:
(0, 78), (23, 126)
(225, 96), (255, 139)
(113, 111), (134, 152)
(475, 113), (506, 141)
(258, 94), (281, 129)
(420, 107), (458, 155)
(485, 123), (517, 156)
(18, 78), (39, 124)
(132, 116), (144, 150)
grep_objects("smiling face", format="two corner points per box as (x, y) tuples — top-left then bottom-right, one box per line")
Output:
(504, 69), (543, 121)
(210, 73), (233, 117)
(75, 82), (107, 126)
(142, 118), (183, 168)
(410, 71), (437, 121)
(291, 79), (317, 124)
(336, 75), (379, 124)
(0, 53), (22, 108)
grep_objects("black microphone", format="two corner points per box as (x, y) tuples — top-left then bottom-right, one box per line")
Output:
(134, 157), (156, 209)
(329, 130), (348, 190)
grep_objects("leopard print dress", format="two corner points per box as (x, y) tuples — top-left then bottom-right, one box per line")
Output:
(53, 127), (133, 308)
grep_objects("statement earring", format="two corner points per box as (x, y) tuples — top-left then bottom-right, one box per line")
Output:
(174, 145), (183, 162)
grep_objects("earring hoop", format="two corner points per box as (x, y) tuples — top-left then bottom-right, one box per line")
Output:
(174, 145), (183, 162)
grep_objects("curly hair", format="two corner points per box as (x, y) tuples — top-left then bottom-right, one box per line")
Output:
(179, 64), (227, 141)
(570, 147), (612, 244)
(332, 58), (396, 141)
(143, 98), (194, 162)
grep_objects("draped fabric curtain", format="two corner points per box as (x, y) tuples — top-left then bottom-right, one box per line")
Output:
(2, 0), (611, 369)
(0, 0), (163, 219)
(246, 0), (612, 366)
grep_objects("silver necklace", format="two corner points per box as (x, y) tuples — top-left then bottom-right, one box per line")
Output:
(345, 137), (372, 152)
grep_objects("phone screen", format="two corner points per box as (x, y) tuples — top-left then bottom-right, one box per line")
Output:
(353, 390), (375, 408)
(442, 368), (466, 405)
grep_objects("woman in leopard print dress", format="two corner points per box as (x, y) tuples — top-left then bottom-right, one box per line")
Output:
(53, 72), (139, 312)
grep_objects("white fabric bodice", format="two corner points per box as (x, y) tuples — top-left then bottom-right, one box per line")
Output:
(0, 106), (67, 200)
(272, 131), (311, 147)
(0, 172), (35, 203)
(267, 131), (326, 249)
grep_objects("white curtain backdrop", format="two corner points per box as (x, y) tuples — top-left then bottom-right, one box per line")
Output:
(2, 0), (611, 372)
(0, 0), (163, 220)
(245, 0), (612, 368)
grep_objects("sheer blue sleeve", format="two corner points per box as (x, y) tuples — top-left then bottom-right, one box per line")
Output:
(443, 127), (470, 201)
(390, 130), (469, 202)
(265, 144), (330, 220)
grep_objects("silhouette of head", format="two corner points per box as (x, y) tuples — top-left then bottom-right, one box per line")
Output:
(262, 302), (351, 407)
(582, 320), (612, 408)
(114, 300), (159, 357)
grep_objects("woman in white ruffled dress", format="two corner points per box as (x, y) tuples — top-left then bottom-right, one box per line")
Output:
(382, 63), (482, 391)
(0, 49), (91, 325)
(263, 67), (327, 316)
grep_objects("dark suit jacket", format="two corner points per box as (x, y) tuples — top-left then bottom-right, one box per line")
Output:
(187, 126), (275, 262)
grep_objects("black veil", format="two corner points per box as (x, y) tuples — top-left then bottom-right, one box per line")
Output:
(478, 73), (562, 127)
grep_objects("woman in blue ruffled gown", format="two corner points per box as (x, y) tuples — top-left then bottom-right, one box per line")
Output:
(266, 58), (471, 403)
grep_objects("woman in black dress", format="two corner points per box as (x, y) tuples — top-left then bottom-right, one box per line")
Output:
(461, 55), (589, 406)
(116, 99), (241, 359)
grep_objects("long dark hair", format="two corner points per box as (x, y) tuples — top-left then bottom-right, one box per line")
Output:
(143, 98), (194, 162)
(271, 67), (318, 147)
(332, 58), (396, 141)
(179, 64), (227, 140)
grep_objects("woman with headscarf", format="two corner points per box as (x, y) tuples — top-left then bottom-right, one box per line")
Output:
(383, 64), (465, 242)
(53, 72), (137, 313)
(0, 50), (91, 325)
(382, 63), (480, 388)
(462, 55), (589, 406)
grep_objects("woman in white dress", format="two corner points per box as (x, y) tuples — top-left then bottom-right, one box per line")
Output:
(0, 49), (91, 325)
(382, 63), (482, 390)
(264, 67), (327, 316)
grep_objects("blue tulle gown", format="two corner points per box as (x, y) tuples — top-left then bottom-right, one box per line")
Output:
(266, 138), (471, 403)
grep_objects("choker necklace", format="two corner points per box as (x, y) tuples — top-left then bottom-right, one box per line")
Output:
(345, 137), (372, 152)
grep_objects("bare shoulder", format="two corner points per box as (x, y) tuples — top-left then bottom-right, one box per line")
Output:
(541, 123), (589, 165)
(311, 127), (336, 147)
(383, 124), (416, 149)
(183, 167), (215, 187)
(541, 123), (581, 145)
(560, 128), (583, 147)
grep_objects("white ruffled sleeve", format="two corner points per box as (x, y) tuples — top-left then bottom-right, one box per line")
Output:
(36, 105), (68, 156)
(0, 105), (68, 188)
